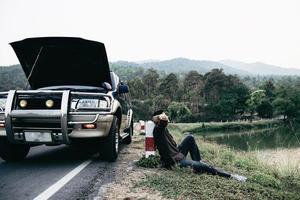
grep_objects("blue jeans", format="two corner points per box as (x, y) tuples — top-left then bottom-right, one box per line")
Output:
(178, 134), (201, 161)
(178, 135), (231, 178)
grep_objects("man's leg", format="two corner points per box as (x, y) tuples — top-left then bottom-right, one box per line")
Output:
(178, 134), (201, 161)
(179, 159), (231, 178)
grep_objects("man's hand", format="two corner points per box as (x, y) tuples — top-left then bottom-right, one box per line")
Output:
(158, 113), (169, 121)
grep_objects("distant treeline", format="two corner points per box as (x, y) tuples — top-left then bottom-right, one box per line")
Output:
(125, 67), (300, 126)
(0, 65), (28, 91)
(1, 64), (300, 125)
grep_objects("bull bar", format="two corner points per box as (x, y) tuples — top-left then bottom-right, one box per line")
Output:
(0, 90), (114, 144)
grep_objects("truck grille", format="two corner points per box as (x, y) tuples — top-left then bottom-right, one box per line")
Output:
(10, 91), (72, 136)
(15, 94), (62, 110)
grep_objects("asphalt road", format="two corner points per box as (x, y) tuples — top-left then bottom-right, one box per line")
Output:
(0, 144), (122, 200)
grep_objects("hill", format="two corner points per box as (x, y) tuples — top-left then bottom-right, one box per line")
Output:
(112, 58), (300, 76)
(135, 58), (250, 75)
(220, 59), (300, 75)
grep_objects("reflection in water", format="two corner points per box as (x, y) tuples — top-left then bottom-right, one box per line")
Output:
(201, 128), (300, 151)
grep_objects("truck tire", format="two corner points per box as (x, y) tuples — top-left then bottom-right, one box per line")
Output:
(0, 138), (30, 161)
(99, 116), (120, 162)
(123, 120), (133, 144)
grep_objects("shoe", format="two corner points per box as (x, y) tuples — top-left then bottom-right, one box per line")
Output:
(231, 174), (247, 182)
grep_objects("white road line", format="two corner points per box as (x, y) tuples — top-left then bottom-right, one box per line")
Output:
(34, 158), (94, 200)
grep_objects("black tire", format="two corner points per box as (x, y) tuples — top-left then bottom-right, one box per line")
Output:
(0, 138), (30, 161)
(123, 119), (133, 144)
(99, 116), (120, 162)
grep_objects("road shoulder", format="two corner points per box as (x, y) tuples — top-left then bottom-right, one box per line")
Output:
(95, 135), (166, 200)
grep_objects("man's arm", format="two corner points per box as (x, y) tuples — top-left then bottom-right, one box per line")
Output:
(153, 124), (175, 169)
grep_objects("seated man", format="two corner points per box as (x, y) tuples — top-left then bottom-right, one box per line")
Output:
(152, 110), (246, 182)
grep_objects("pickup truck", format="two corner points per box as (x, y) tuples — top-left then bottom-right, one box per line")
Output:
(0, 37), (133, 162)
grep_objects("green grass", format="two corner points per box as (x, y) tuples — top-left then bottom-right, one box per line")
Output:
(134, 124), (300, 200)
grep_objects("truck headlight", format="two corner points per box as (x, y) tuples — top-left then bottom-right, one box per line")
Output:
(0, 99), (6, 111)
(76, 99), (108, 109)
(19, 99), (28, 108)
(99, 100), (108, 108)
(45, 99), (54, 108)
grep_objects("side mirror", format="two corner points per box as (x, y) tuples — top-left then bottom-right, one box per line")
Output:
(102, 82), (112, 91)
(119, 84), (129, 94)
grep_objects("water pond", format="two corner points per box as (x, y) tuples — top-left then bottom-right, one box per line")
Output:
(199, 128), (300, 151)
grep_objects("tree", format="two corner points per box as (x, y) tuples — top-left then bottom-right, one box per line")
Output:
(203, 69), (249, 121)
(153, 95), (170, 111)
(256, 100), (273, 118)
(272, 97), (294, 120)
(227, 75), (250, 115)
(127, 78), (146, 100)
(246, 90), (266, 122)
(273, 85), (300, 128)
(260, 80), (275, 101)
(167, 102), (192, 123)
(131, 99), (157, 120)
(142, 68), (159, 98)
(110, 63), (145, 81)
(182, 71), (204, 113)
(203, 69), (227, 104)
(254, 80), (276, 118)
(158, 73), (179, 101)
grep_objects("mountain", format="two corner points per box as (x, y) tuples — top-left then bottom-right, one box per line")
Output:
(111, 58), (300, 75)
(135, 59), (161, 64)
(110, 61), (140, 68)
(2, 58), (300, 80)
(116, 58), (250, 75)
(219, 60), (300, 75)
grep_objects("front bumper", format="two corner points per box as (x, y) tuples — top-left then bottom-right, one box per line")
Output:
(0, 90), (114, 144)
(69, 114), (113, 138)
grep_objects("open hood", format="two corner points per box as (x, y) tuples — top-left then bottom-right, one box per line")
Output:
(10, 37), (111, 89)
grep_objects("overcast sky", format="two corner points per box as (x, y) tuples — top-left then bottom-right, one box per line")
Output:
(0, 0), (299, 68)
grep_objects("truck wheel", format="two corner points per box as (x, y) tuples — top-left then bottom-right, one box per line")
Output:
(0, 138), (30, 161)
(99, 116), (120, 162)
(123, 120), (133, 144)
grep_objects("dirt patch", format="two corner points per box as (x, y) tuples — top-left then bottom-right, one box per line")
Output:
(96, 135), (167, 200)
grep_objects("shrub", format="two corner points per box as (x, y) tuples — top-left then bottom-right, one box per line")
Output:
(136, 155), (160, 168)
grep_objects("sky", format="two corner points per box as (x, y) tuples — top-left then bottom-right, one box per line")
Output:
(0, 0), (299, 69)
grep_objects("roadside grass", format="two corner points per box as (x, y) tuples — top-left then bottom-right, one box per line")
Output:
(134, 124), (300, 200)
(255, 149), (300, 178)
